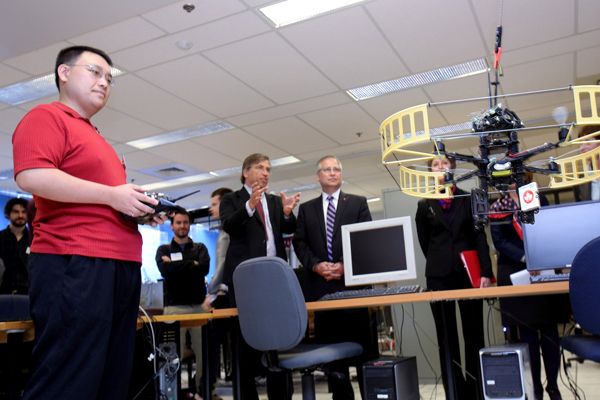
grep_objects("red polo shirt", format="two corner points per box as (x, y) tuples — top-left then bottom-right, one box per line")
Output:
(12, 102), (142, 262)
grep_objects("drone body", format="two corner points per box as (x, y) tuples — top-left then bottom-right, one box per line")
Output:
(380, 85), (600, 227)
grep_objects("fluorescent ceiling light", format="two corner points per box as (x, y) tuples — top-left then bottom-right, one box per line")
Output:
(367, 197), (381, 203)
(142, 156), (302, 191)
(270, 156), (301, 167)
(142, 173), (213, 191)
(0, 67), (123, 106)
(127, 121), (234, 150)
(347, 58), (488, 101)
(259, 0), (366, 28)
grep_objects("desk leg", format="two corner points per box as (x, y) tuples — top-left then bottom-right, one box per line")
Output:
(440, 301), (458, 400)
(202, 323), (210, 400)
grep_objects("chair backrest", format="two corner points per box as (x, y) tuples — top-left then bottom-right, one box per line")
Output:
(0, 295), (30, 322)
(233, 256), (307, 352)
(569, 236), (600, 335)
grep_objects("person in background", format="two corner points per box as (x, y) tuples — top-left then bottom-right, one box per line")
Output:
(490, 179), (567, 400)
(156, 207), (210, 399)
(0, 197), (30, 294)
(201, 186), (233, 400)
(574, 125), (600, 202)
(12, 45), (166, 400)
(219, 153), (300, 400)
(293, 155), (378, 400)
(415, 156), (493, 400)
(203, 187), (233, 310)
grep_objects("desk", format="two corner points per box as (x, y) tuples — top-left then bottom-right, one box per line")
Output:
(0, 281), (569, 399)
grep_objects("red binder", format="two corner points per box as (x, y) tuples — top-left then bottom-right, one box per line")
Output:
(460, 250), (495, 288)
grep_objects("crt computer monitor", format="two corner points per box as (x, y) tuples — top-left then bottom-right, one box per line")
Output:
(341, 216), (417, 287)
(523, 200), (600, 271)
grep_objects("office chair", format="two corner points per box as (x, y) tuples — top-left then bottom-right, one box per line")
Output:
(233, 256), (363, 400)
(561, 236), (600, 362)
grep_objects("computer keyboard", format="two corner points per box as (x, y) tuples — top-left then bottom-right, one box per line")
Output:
(319, 284), (421, 301)
(530, 272), (570, 283)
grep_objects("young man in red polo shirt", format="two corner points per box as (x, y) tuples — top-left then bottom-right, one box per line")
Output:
(12, 45), (166, 400)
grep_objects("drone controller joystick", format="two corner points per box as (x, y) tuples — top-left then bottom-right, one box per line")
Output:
(127, 192), (180, 224)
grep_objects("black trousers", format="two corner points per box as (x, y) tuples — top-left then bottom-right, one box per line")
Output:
(23, 254), (141, 400)
(428, 272), (485, 400)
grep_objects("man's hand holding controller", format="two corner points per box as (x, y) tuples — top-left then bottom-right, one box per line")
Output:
(111, 184), (172, 226)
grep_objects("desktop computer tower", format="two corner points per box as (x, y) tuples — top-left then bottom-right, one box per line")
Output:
(128, 321), (181, 400)
(480, 344), (533, 400)
(362, 356), (420, 400)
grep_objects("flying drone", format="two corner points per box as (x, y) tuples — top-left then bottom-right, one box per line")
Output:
(379, 26), (600, 227)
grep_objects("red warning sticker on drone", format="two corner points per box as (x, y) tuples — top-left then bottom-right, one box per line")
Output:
(518, 182), (540, 211)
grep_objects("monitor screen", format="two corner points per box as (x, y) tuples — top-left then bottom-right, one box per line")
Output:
(341, 216), (417, 286)
(523, 200), (600, 271)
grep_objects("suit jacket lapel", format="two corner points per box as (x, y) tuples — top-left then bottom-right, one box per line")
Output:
(266, 194), (275, 227)
(428, 198), (451, 231)
(314, 195), (326, 241)
(333, 191), (347, 240)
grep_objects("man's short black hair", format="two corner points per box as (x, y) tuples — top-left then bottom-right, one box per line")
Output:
(169, 207), (190, 224)
(4, 198), (28, 219)
(55, 45), (113, 90)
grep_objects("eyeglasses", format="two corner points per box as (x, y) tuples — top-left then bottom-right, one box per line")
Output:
(319, 167), (342, 174)
(68, 64), (114, 86)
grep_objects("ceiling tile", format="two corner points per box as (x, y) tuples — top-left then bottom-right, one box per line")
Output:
(69, 17), (167, 54)
(121, 150), (171, 170)
(0, 153), (13, 171)
(142, 0), (247, 33)
(107, 74), (214, 130)
(0, 133), (13, 157)
(296, 139), (380, 165)
(113, 11), (271, 71)
(577, 0), (600, 32)
(501, 53), (574, 95)
(0, 107), (27, 135)
(3, 42), (71, 76)
(472, 0), (575, 52)
(93, 107), (163, 142)
(0, 0), (175, 60)
(245, 117), (337, 153)
(205, 32), (338, 103)
(368, 0), (486, 72)
(577, 45), (600, 78)
(145, 141), (240, 171)
(281, 6), (408, 88)
(0, 63), (30, 86)
(359, 87), (430, 122)
(299, 103), (379, 144)
(228, 92), (350, 127)
(500, 29), (600, 70)
(192, 129), (287, 160)
(136, 54), (274, 117)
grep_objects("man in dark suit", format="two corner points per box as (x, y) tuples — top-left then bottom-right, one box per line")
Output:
(293, 155), (378, 400)
(219, 153), (300, 400)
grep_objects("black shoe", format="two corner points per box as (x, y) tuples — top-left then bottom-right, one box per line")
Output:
(546, 388), (562, 400)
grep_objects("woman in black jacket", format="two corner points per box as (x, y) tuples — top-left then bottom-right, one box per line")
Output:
(415, 156), (493, 400)
(490, 184), (567, 400)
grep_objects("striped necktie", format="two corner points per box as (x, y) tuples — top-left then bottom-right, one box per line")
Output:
(326, 195), (336, 261)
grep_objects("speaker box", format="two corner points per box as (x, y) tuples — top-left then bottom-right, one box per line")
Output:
(128, 321), (181, 400)
(480, 344), (533, 400)
(362, 356), (420, 400)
